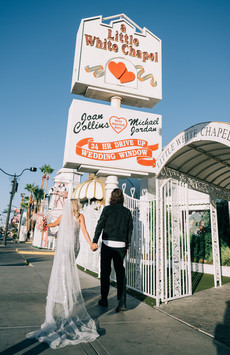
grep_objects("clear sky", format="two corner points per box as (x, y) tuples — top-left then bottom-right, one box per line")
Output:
(0, 0), (229, 219)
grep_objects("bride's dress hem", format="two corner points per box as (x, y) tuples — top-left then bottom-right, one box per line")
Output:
(26, 200), (100, 349)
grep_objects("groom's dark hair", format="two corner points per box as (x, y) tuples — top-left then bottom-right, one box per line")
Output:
(110, 188), (124, 205)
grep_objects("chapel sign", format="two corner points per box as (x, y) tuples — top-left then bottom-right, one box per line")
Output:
(63, 100), (162, 176)
(71, 14), (162, 108)
(155, 121), (230, 174)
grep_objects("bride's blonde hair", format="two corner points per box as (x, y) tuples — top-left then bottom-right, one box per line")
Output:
(71, 199), (80, 219)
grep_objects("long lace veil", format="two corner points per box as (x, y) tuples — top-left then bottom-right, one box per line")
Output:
(26, 199), (99, 349)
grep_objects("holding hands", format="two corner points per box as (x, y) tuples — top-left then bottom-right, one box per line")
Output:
(78, 214), (98, 252)
(90, 243), (98, 251)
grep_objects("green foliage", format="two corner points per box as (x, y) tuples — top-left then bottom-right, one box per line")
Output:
(190, 201), (230, 266)
(217, 200), (230, 248)
(25, 183), (34, 191)
(220, 246), (230, 266)
(11, 225), (18, 239)
(33, 187), (44, 203)
(21, 196), (29, 209)
(190, 211), (213, 264)
(39, 164), (54, 175)
(191, 229), (212, 263)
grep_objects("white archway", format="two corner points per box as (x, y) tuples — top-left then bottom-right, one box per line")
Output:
(155, 121), (230, 304)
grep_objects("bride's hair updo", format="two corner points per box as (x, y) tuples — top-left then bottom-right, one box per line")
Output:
(71, 199), (80, 219)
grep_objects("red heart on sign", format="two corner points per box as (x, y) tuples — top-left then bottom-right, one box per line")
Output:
(120, 69), (135, 83)
(109, 116), (128, 134)
(108, 61), (126, 79)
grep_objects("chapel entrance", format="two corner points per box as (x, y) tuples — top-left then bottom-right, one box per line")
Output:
(156, 121), (230, 304)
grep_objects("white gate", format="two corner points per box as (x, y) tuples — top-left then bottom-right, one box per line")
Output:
(123, 187), (157, 300)
(160, 179), (192, 302)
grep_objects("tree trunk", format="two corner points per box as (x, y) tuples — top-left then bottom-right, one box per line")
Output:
(26, 193), (33, 234)
(38, 174), (46, 212)
(41, 175), (49, 213)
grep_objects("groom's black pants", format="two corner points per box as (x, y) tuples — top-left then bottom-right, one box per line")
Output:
(100, 242), (127, 305)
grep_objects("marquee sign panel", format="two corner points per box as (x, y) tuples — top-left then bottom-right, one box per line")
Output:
(71, 14), (162, 108)
(63, 99), (162, 176)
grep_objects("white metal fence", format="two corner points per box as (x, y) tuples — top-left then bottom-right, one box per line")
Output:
(76, 186), (158, 302)
(76, 179), (225, 305)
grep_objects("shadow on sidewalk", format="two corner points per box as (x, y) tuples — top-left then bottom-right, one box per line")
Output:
(81, 283), (141, 337)
(0, 263), (28, 266)
(0, 338), (49, 355)
(214, 300), (230, 353)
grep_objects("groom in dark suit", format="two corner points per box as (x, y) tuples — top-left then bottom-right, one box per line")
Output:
(93, 188), (133, 312)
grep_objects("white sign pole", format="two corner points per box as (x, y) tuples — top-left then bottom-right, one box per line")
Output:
(104, 96), (122, 204)
(111, 96), (122, 108)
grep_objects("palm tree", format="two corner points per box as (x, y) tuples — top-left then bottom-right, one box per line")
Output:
(17, 193), (26, 239)
(21, 196), (29, 209)
(41, 165), (54, 213)
(25, 183), (37, 237)
(40, 165), (48, 189)
(33, 187), (44, 213)
(19, 195), (29, 235)
(38, 164), (54, 212)
(20, 193), (25, 210)
(29, 186), (44, 234)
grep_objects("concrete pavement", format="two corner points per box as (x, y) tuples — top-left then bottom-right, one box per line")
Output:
(0, 239), (230, 354)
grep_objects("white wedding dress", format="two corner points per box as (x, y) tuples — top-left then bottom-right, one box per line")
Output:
(26, 199), (99, 349)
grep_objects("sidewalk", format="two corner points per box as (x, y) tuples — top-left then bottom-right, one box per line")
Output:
(0, 240), (230, 355)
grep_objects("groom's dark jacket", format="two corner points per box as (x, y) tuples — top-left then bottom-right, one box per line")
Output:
(93, 203), (133, 249)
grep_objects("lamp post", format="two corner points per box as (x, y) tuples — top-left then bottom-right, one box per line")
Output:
(0, 167), (37, 246)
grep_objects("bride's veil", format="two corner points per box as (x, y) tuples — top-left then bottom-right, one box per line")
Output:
(26, 199), (99, 349)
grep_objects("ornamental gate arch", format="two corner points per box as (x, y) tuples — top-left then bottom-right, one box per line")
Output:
(156, 121), (230, 305)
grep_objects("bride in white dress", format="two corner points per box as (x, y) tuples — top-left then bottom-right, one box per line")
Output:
(26, 199), (99, 349)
